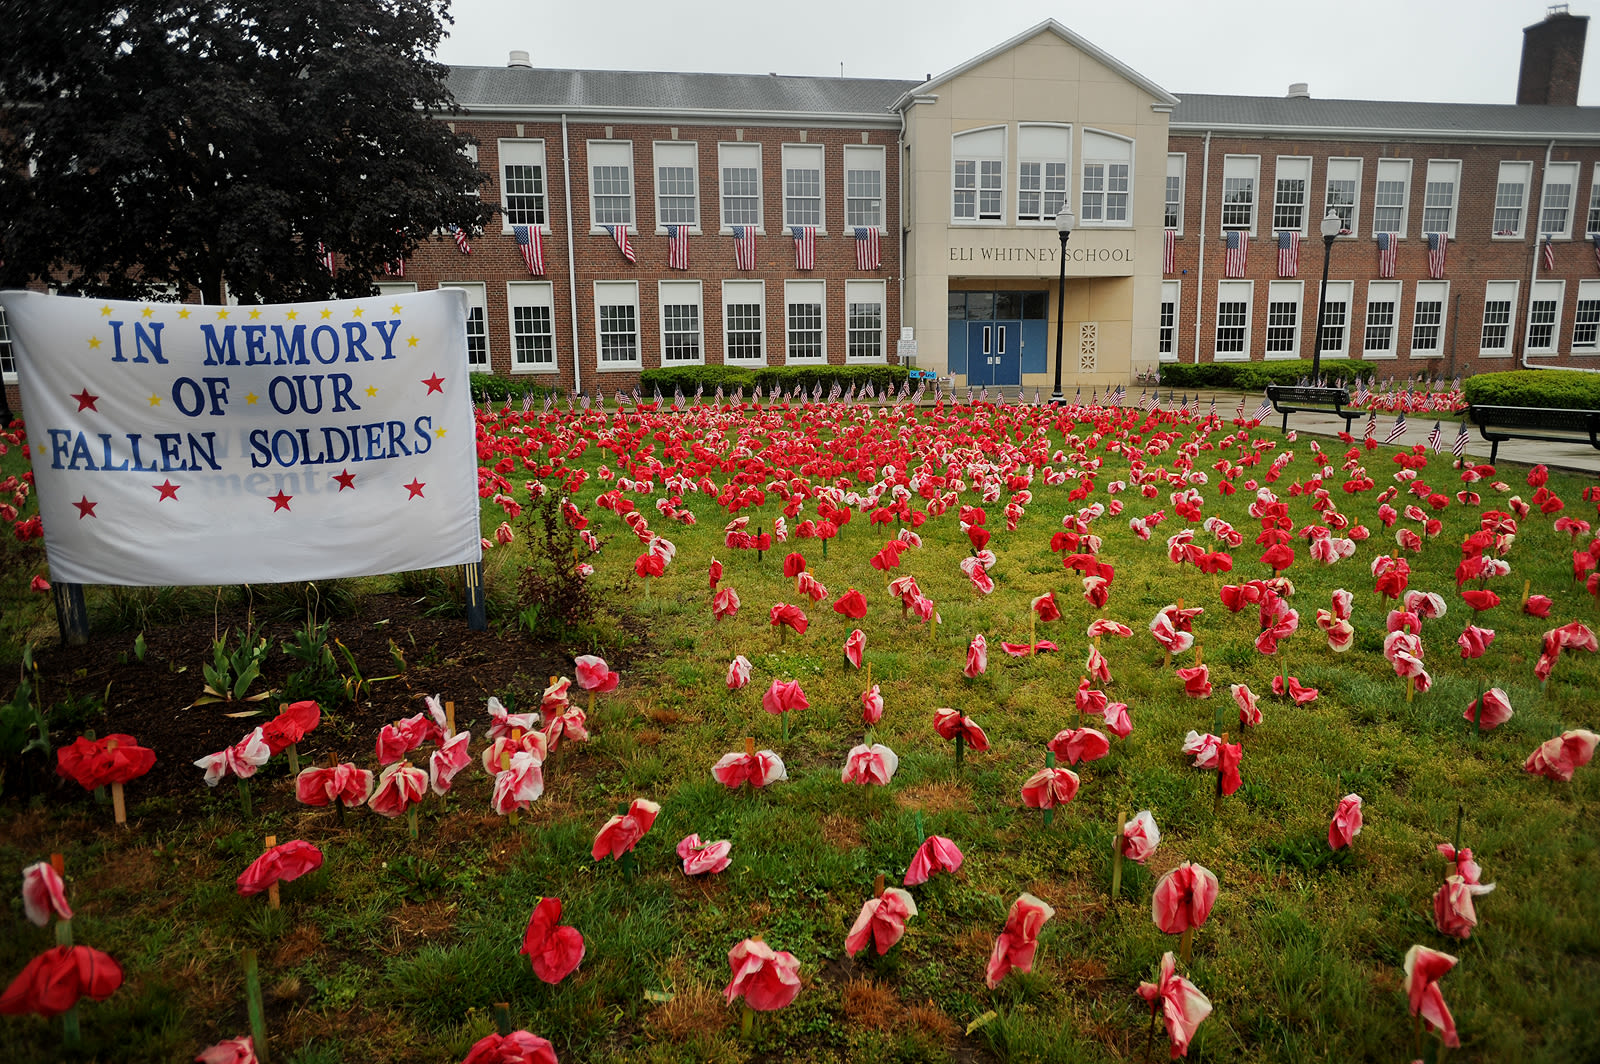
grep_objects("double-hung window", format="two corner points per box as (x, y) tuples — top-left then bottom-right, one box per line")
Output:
(1272, 157), (1311, 233)
(1016, 124), (1070, 223)
(1318, 281), (1353, 357)
(1363, 281), (1401, 358)
(1081, 130), (1132, 226)
(0, 306), (13, 382)
(588, 141), (635, 230)
(440, 282), (489, 371)
(507, 282), (555, 372)
(499, 140), (547, 232)
(1480, 281), (1518, 355)
(719, 143), (762, 231)
(1159, 281), (1180, 360)
(1526, 279), (1564, 353)
(1540, 161), (1581, 239)
(1574, 280), (1600, 351)
(659, 281), (703, 364)
(723, 281), (766, 363)
(1265, 280), (1302, 357)
(1587, 165), (1600, 237)
(1214, 281), (1253, 360)
(1493, 162), (1532, 238)
(1410, 282), (1448, 357)
(782, 144), (824, 230)
(594, 281), (640, 367)
(1422, 160), (1460, 238)
(845, 281), (885, 362)
(654, 142), (698, 231)
(1324, 158), (1362, 235)
(1372, 159), (1411, 236)
(785, 280), (825, 362)
(952, 127), (1005, 222)
(844, 145), (885, 230)
(1221, 155), (1258, 233)
(1165, 154), (1185, 232)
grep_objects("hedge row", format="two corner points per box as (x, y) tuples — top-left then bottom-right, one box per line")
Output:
(1462, 370), (1600, 410)
(640, 364), (909, 395)
(1156, 359), (1367, 391)
(468, 374), (561, 404)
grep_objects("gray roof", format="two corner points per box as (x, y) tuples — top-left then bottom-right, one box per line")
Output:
(1170, 93), (1600, 140)
(446, 65), (918, 121)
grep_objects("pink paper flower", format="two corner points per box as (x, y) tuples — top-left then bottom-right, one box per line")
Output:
(1175, 664), (1213, 698)
(195, 1036), (259, 1064)
(762, 679), (809, 716)
(711, 749), (787, 788)
(1328, 794), (1363, 850)
(843, 628), (866, 669)
(844, 887), (917, 957)
(1403, 944), (1460, 1048)
(1433, 876), (1494, 940)
(369, 762), (429, 818)
(1231, 683), (1261, 727)
(1457, 624), (1495, 659)
(1151, 862), (1219, 934)
(903, 835), (964, 886)
(20, 862), (71, 926)
(491, 752), (544, 815)
(677, 834), (732, 875)
(195, 728), (271, 787)
(460, 1032), (558, 1064)
(1046, 727), (1111, 765)
(860, 684), (884, 724)
(1137, 951), (1213, 1059)
(236, 840), (323, 897)
(841, 743), (899, 785)
(963, 634), (988, 678)
(1021, 766), (1080, 808)
(1121, 811), (1160, 863)
(724, 938), (801, 1011)
(295, 763), (374, 808)
(592, 798), (660, 860)
(1464, 688), (1513, 730)
(1524, 729), (1599, 781)
(1101, 701), (1133, 738)
(726, 654), (752, 690)
(711, 586), (741, 620)
(932, 708), (989, 750)
(985, 893), (1055, 987)
(574, 655), (619, 693)
(429, 730), (473, 796)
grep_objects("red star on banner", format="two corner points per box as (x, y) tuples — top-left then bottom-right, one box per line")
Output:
(403, 479), (426, 499)
(72, 496), (98, 519)
(71, 389), (100, 412)
(421, 373), (445, 395)
(268, 491), (293, 512)
(153, 480), (180, 501)
(332, 469), (356, 491)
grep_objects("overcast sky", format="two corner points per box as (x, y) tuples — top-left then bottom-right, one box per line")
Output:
(434, 0), (1600, 106)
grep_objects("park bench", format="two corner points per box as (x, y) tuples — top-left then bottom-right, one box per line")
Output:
(1264, 384), (1358, 434)
(1466, 404), (1600, 465)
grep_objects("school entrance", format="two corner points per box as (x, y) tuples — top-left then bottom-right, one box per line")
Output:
(946, 289), (1050, 387)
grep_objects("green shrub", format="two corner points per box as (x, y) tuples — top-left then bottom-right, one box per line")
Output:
(467, 374), (562, 405)
(640, 364), (908, 397)
(1462, 370), (1600, 410)
(1158, 359), (1366, 391)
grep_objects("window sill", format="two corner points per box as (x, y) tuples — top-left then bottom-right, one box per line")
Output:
(1212, 351), (1249, 362)
(718, 227), (767, 237)
(589, 227), (637, 236)
(511, 365), (560, 375)
(950, 219), (1006, 227)
(1360, 351), (1399, 360)
(501, 225), (553, 236)
(655, 227), (704, 237)
(596, 362), (643, 372)
(1317, 352), (1351, 360)
(1407, 350), (1444, 359)
(1490, 234), (1526, 241)
(781, 228), (829, 237)
(1571, 347), (1600, 355)
(1077, 222), (1133, 230)
(846, 356), (888, 365)
(784, 357), (827, 365)
(1264, 351), (1302, 360)
(1478, 351), (1514, 358)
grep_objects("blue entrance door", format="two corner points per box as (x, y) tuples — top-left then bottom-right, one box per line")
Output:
(966, 320), (1021, 387)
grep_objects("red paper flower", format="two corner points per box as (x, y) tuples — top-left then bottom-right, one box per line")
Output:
(0, 945), (122, 1018)
(56, 734), (156, 791)
(260, 700), (320, 754)
(520, 897), (585, 983)
(236, 840), (324, 897)
(832, 588), (868, 619)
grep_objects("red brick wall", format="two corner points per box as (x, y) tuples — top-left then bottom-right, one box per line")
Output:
(1164, 134), (1600, 378)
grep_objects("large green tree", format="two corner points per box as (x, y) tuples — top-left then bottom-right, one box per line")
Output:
(0, 0), (493, 304)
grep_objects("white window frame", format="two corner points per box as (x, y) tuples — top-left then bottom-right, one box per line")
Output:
(1539, 161), (1581, 239)
(1372, 158), (1412, 238)
(1525, 279), (1565, 353)
(722, 280), (767, 364)
(843, 145), (886, 232)
(594, 280), (641, 369)
(845, 280), (886, 363)
(1316, 281), (1354, 359)
(718, 142), (763, 234)
(1493, 162), (1532, 239)
(1016, 123), (1071, 226)
(1165, 154), (1186, 234)
(1221, 154), (1260, 235)
(587, 140), (635, 233)
(498, 139), (549, 234)
(1080, 128), (1133, 228)
(1159, 280), (1180, 361)
(784, 280), (826, 363)
(1573, 279), (1600, 352)
(952, 126), (1007, 225)
(1361, 280), (1402, 360)
(1421, 160), (1461, 239)
(652, 141), (700, 234)
(0, 305), (14, 383)
(440, 282), (490, 372)
(1264, 280), (1303, 359)
(1409, 281), (1450, 359)
(782, 143), (825, 233)
(374, 282), (418, 297)
(1271, 157), (1312, 235)
(657, 280), (704, 365)
(1480, 280), (1519, 356)
(1324, 157), (1362, 237)
(507, 281), (557, 374)
(460, 142), (480, 200)
(1213, 280), (1253, 361)
(1587, 164), (1600, 238)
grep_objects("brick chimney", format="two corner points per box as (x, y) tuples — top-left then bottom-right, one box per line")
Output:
(1517, 5), (1587, 105)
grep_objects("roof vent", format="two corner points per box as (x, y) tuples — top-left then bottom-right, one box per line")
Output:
(1286, 82), (1310, 98)
(507, 50), (532, 69)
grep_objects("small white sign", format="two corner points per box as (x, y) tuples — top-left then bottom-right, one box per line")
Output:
(897, 340), (918, 362)
(900, 327), (914, 342)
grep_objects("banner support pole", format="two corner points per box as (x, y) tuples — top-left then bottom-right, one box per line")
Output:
(52, 582), (89, 646)
(462, 562), (486, 631)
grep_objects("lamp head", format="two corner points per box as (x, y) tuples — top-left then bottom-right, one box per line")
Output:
(1055, 208), (1076, 236)
(1320, 210), (1342, 239)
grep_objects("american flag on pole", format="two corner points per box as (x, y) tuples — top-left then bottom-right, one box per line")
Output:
(1384, 410), (1408, 444)
(854, 227), (881, 270)
(1426, 233), (1447, 279)
(1253, 394), (1272, 423)
(1426, 419), (1443, 453)
(1364, 410), (1377, 442)
(1138, 389), (1154, 412)
(666, 224), (690, 270)
(1377, 232), (1398, 278)
(1277, 231), (1300, 277)
(1235, 395), (1245, 418)
(382, 257), (405, 278)
(513, 225), (545, 275)
(317, 243), (336, 276)
(1163, 229), (1176, 274)
(450, 226), (472, 255)
(1355, 376), (1370, 406)
(1223, 230), (1248, 277)
(1542, 236), (1555, 271)
(606, 225), (636, 263)
(792, 226), (816, 270)
(1452, 421), (1468, 457)
(732, 226), (757, 270)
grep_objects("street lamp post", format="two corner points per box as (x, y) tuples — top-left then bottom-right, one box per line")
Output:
(1051, 208), (1076, 402)
(1309, 209), (1342, 386)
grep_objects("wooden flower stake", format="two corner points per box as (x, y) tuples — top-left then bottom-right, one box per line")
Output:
(244, 948), (270, 1064)
(953, 730), (965, 777)
(1405, 674), (1416, 704)
(504, 731), (519, 828)
(617, 802), (638, 882)
(1029, 610), (1037, 657)
(1110, 810), (1127, 902)
(264, 836), (281, 910)
(1213, 733), (1229, 817)
(1180, 924), (1195, 967)
(238, 775), (254, 819)
(493, 1002), (513, 1036)
(1472, 681), (1485, 741)
(1042, 752), (1057, 829)
(278, 704), (302, 776)
(51, 854), (81, 1049)
(1520, 579), (1531, 609)
(105, 737), (128, 827)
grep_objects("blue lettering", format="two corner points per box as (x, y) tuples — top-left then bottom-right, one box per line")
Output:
(172, 378), (206, 417)
(341, 321), (373, 362)
(134, 322), (167, 364)
(155, 433), (187, 471)
(108, 321), (127, 362)
(310, 325), (340, 365)
(49, 429), (74, 469)
(329, 373), (359, 412)
(371, 319), (402, 360)
(200, 325), (239, 366)
(98, 434), (130, 471)
(272, 325), (308, 366)
(248, 429), (272, 469)
(413, 416), (433, 455)
(242, 325), (270, 365)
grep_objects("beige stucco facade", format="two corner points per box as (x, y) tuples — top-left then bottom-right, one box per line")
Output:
(898, 23), (1174, 392)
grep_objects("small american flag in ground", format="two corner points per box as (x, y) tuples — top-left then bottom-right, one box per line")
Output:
(732, 226), (757, 270)
(514, 225), (545, 275)
(1365, 411), (1377, 441)
(792, 226), (816, 270)
(854, 227), (881, 270)
(1385, 411), (1408, 444)
(1452, 421), (1469, 457)
(1542, 237), (1555, 271)
(1224, 231), (1248, 277)
(1377, 232), (1398, 278)
(607, 225), (636, 263)
(666, 225), (690, 270)
(1426, 233), (1447, 279)
(1277, 231), (1299, 277)
(1355, 376), (1370, 406)
(1139, 389), (1154, 412)
(450, 226), (471, 255)
(1253, 395), (1272, 423)
(1427, 420), (1443, 453)
(1235, 395), (1245, 418)
(1163, 229), (1176, 274)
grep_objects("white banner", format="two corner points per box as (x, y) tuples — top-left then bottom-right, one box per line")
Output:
(0, 288), (483, 585)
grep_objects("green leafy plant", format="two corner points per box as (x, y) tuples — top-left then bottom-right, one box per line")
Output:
(1463, 369), (1600, 410)
(640, 363), (908, 398)
(281, 618), (342, 706)
(381, 855), (447, 903)
(132, 632), (148, 663)
(195, 628), (273, 706)
(1156, 358), (1367, 391)
(0, 645), (51, 792)
(334, 639), (398, 704)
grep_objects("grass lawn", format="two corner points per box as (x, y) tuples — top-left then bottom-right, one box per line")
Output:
(2, 401), (1598, 1064)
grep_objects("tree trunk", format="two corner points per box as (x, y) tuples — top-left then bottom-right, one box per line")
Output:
(200, 264), (225, 306)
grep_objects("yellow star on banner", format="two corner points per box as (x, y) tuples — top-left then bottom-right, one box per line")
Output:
(99, 305), (113, 316)
(36, 445), (45, 456)
(320, 308), (333, 319)
(245, 392), (259, 405)
(286, 309), (299, 321)
(141, 306), (154, 319)
(390, 303), (403, 314)
(351, 306), (364, 318)
(434, 426), (448, 439)
(249, 308), (262, 320)
(87, 336), (101, 349)
(216, 309), (229, 320)
(148, 394), (161, 407)
(407, 335), (419, 347)
(177, 308), (191, 319)
(365, 385), (378, 398)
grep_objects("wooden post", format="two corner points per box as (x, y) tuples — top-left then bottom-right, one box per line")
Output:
(52, 582), (89, 647)
(445, 701), (456, 738)
(463, 562), (486, 632)
(106, 738), (127, 826)
(264, 836), (280, 911)
(1042, 751), (1056, 828)
(1110, 810), (1127, 901)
